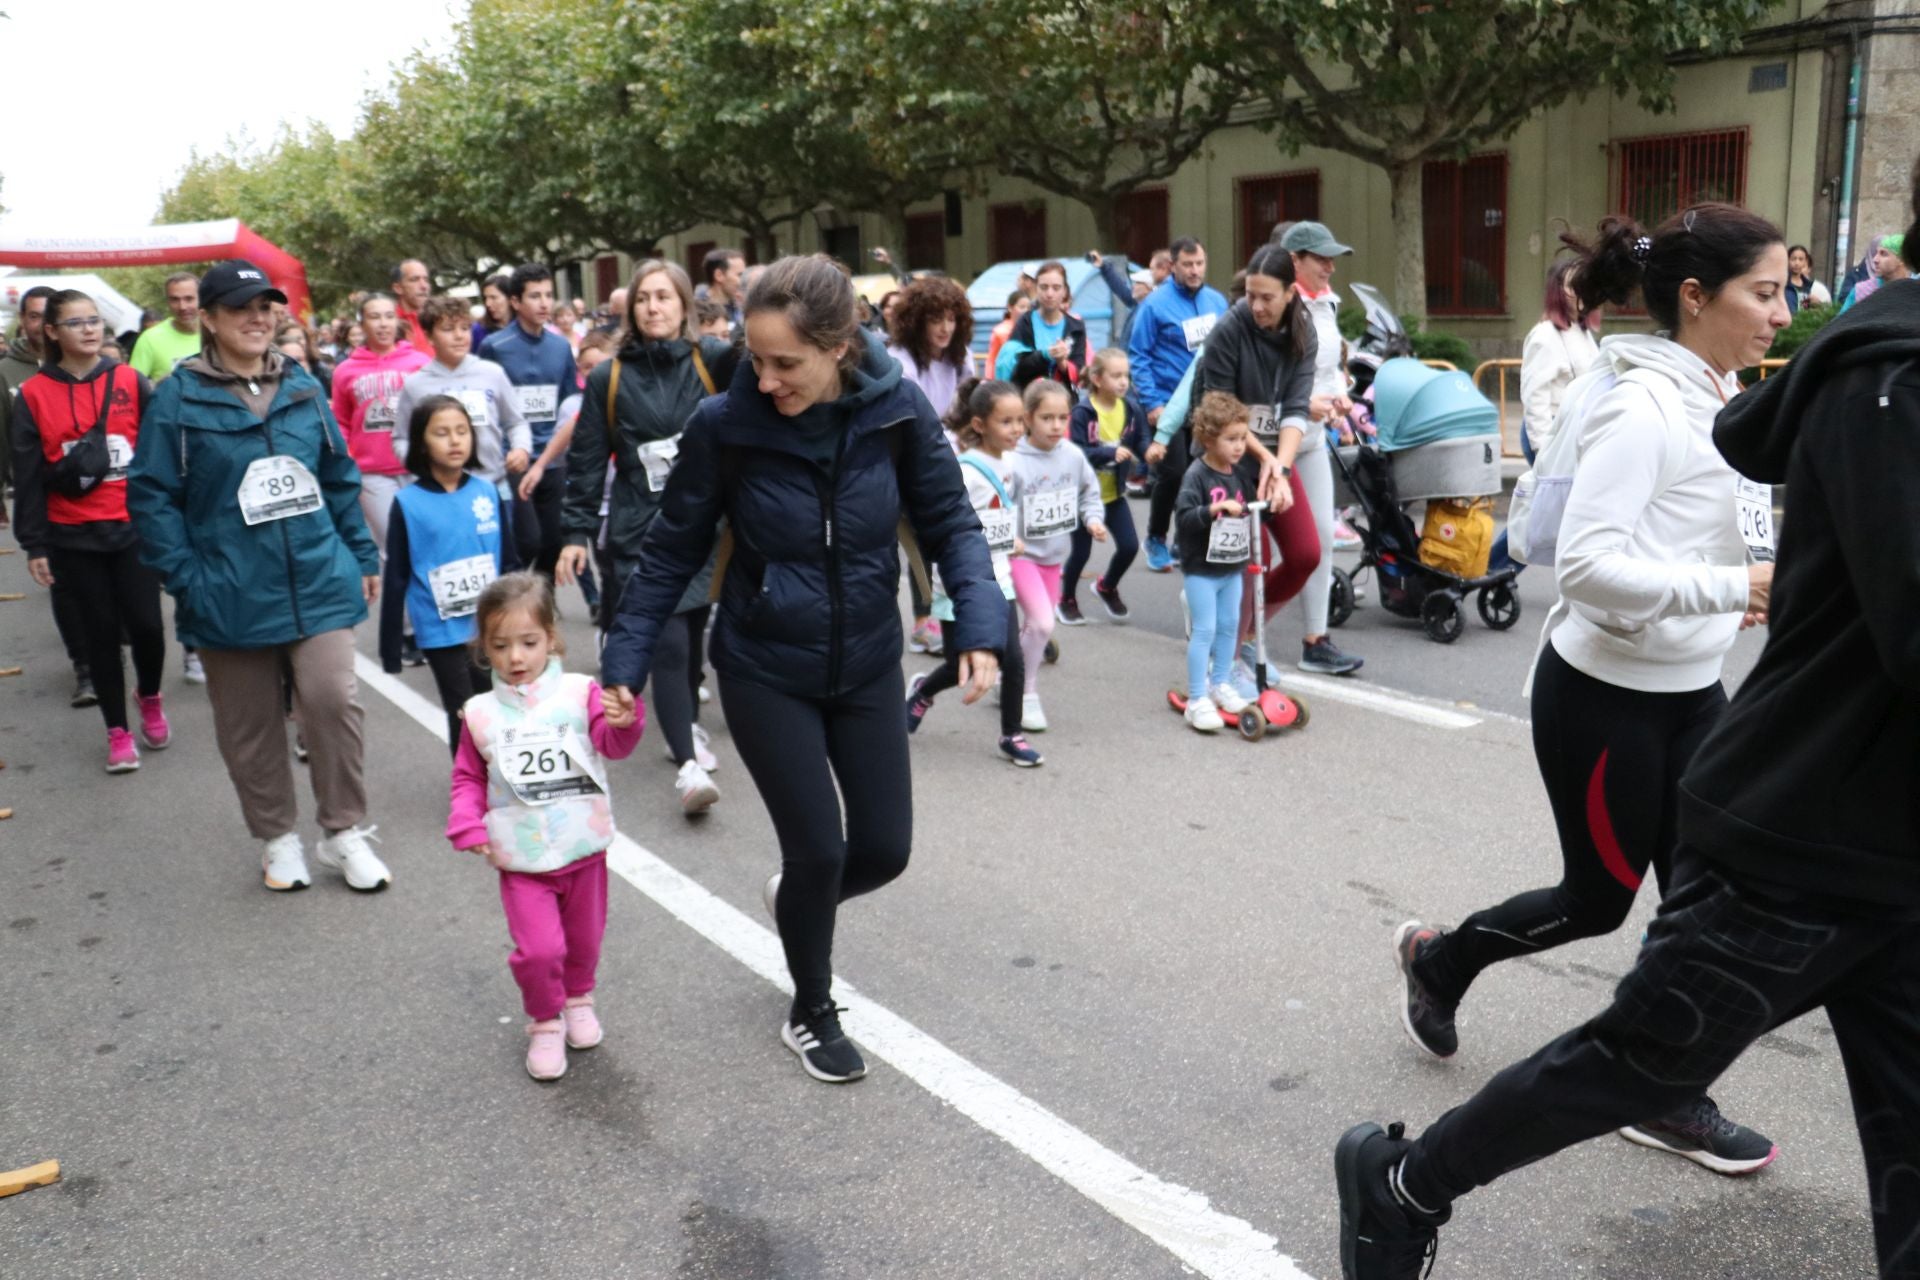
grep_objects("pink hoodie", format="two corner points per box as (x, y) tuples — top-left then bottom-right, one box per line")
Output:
(331, 344), (431, 476)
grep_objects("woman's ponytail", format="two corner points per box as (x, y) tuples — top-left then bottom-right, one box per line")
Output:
(1562, 204), (1781, 332)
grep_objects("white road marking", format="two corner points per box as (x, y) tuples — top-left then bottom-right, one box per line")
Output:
(353, 654), (1316, 1280)
(1283, 671), (1490, 729)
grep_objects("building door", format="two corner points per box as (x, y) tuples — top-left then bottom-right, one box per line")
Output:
(1112, 189), (1169, 267)
(990, 202), (1049, 263)
(904, 212), (947, 272)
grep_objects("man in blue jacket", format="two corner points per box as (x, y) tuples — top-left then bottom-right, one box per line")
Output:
(1128, 237), (1227, 571)
(479, 263), (578, 589)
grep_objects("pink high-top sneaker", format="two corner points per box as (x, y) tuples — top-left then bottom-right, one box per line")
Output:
(562, 995), (603, 1050)
(526, 1019), (566, 1081)
(137, 694), (171, 750)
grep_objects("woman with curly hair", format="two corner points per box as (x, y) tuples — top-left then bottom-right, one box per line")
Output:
(885, 276), (976, 419)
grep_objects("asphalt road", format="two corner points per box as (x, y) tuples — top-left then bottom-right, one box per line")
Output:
(0, 532), (1869, 1280)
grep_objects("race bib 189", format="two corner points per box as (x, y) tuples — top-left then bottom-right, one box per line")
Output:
(1022, 487), (1077, 539)
(237, 455), (323, 526)
(1207, 514), (1251, 564)
(499, 724), (605, 806)
(1735, 479), (1775, 562)
(512, 385), (559, 421)
(429, 553), (496, 620)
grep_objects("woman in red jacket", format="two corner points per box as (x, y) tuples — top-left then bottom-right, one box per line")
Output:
(10, 289), (167, 772)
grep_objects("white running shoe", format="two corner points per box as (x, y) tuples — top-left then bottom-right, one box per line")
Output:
(665, 724), (720, 772)
(1211, 682), (1252, 715)
(261, 832), (311, 892)
(182, 651), (207, 685)
(313, 824), (393, 892)
(1184, 696), (1225, 733)
(676, 760), (720, 815)
(1020, 693), (1048, 733)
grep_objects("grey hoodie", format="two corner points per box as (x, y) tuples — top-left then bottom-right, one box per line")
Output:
(392, 355), (531, 480)
(1006, 436), (1104, 567)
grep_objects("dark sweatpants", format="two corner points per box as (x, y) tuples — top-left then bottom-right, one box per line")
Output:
(1402, 848), (1920, 1277)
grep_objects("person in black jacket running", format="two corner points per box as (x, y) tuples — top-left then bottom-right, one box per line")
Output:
(1334, 161), (1920, 1280)
(600, 255), (1005, 1085)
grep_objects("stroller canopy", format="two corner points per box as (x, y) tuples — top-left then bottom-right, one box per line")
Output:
(1370, 358), (1499, 451)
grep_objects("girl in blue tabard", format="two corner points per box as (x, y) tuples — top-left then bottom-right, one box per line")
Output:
(381, 394), (521, 748)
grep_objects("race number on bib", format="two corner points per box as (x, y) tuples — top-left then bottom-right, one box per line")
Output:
(1247, 404), (1278, 443)
(512, 385), (558, 421)
(1207, 514), (1251, 564)
(456, 388), (493, 429)
(61, 435), (134, 482)
(1022, 486), (1078, 539)
(978, 506), (1017, 595)
(1735, 479), (1775, 562)
(237, 456), (323, 526)
(500, 724), (605, 806)
(363, 395), (397, 433)
(429, 554), (496, 620)
(637, 435), (681, 493)
(1180, 312), (1218, 352)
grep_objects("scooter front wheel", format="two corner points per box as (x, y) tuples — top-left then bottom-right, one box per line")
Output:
(1236, 706), (1267, 741)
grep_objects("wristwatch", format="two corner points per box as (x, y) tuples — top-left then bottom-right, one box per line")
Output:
(1279, 465), (1293, 478)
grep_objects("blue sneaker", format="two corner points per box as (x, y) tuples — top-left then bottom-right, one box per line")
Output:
(1145, 536), (1174, 573)
(1229, 659), (1259, 701)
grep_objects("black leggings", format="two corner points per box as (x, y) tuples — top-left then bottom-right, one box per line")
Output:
(1415, 642), (1728, 1006)
(916, 598), (1024, 738)
(423, 644), (492, 755)
(48, 544), (164, 732)
(1146, 423), (1191, 543)
(721, 667), (912, 1014)
(1061, 496), (1140, 600)
(651, 612), (705, 765)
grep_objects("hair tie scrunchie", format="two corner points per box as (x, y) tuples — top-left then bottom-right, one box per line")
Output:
(1631, 236), (1653, 265)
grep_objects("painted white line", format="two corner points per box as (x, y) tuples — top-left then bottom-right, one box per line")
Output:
(1283, 670), (1487, 729)
(353, 653), (1315, 1280)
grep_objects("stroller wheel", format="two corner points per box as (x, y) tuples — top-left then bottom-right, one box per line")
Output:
(1328, 567), (1356, 629)
(1477, 582), (1522, 631)
(1422, 592), (1466, 644)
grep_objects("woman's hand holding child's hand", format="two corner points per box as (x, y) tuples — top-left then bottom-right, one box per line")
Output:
(603, 685), (638, 729)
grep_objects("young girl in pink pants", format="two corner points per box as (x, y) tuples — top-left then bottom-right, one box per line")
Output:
(447, 572), (643, 1081)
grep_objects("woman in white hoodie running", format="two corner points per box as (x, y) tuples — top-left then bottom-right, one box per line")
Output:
(1392, 205), (1790, 1174)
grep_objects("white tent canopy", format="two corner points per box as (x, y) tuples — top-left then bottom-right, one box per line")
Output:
(1, 271), (146, 337)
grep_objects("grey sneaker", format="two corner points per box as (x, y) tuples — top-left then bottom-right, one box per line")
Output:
(1619, 1096), (1779, 1175)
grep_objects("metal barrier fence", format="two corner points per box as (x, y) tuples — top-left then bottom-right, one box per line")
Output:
(1465, 356), (1791, 460)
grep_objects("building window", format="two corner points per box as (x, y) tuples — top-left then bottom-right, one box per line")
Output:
(990, 202), (1049, 263)
(1616, 128), (1750, 227)
(684, 241), (716, 288)
(1238, 171), (1321, 264)
(595, 255), (621, 302)
(1423, 153), (1507, 315)
(820, 225), (862, 270)
(1113, 189), (1169, 268)
(905, 212), (947, 272)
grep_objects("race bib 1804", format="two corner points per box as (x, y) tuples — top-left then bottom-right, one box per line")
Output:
(499, 724), (605, 806)
(429, 553), (496, 620)
(237, 455), (323, 526)
(1022, 486), (1078, 539)
(1735, 478), (1775, 562)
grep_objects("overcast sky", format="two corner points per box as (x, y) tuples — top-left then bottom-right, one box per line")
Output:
(1, 0), (457, 231)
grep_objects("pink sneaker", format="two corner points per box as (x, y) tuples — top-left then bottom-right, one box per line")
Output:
(105, 727), (140, 774)
(563, 995), (603, 1050)
(137, 694), (171, 750)
(525, 1019), (566, 1081)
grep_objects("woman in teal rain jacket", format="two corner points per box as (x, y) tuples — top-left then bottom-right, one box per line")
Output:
(128, 260), (394, 897)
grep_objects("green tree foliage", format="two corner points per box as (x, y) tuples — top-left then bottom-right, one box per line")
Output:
(1208, 0), (1771, 320)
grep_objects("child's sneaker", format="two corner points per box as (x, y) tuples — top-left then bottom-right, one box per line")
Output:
(997, 734), (1044, 767)
(136, 694), (171, 749)
(105, 727), (141, 774)
(1020, 693), (1048, 733)
(1144, 536), (1174, 573)
(1333, 518), (1363, 550)
(1184, 696), (1224, 733)
(1054, 597), (1086, 626)
(526, 1019), (567, 1080)
(909, 618), (943, 654)
(1211, 683), (1252, 715)
(1094, 579), (1130, 622)
(905, 671), (934, 733)
(781, 1003), (867, 1083)
(562, 995), (603, 1050)
(261, 832), (311, 892)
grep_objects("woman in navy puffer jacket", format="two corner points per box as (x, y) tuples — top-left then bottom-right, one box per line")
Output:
(601, 255), (1004, 1085)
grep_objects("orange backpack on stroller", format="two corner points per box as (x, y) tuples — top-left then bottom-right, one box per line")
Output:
(1418, 498), (1495, 579)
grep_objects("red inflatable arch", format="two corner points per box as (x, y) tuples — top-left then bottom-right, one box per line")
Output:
(0, 219), (313, 321)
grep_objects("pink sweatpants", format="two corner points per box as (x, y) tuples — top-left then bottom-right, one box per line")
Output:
(498, 852), (609, 1020)
(1008, 558), (1062, 697)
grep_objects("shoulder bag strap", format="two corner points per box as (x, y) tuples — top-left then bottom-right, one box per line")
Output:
(690, 346), (715, 395)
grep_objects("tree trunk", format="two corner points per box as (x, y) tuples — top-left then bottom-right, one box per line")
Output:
(1388, 160), (1427, 326)
(1086, 194), (1120, 256)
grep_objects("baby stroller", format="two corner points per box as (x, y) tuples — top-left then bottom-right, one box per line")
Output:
(1328, 358), (1521, 644)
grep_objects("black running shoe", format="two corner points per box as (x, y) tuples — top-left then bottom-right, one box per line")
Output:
(997, 734), (1044, 767)
(1055, 597), (1086, 626)
(905, 671), (934, 734)
(1094, 578), (1130, 622)
(1301, 636), (1364, 675)
(1335, 1121), (1447, 1279)
(1392, 921), (1458, 1059)
(781, 1003), (867, 1083)
(71, 669), (97, 709)
(1618, 1095), (1779, 1175)
(402, 635), (427, 667)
